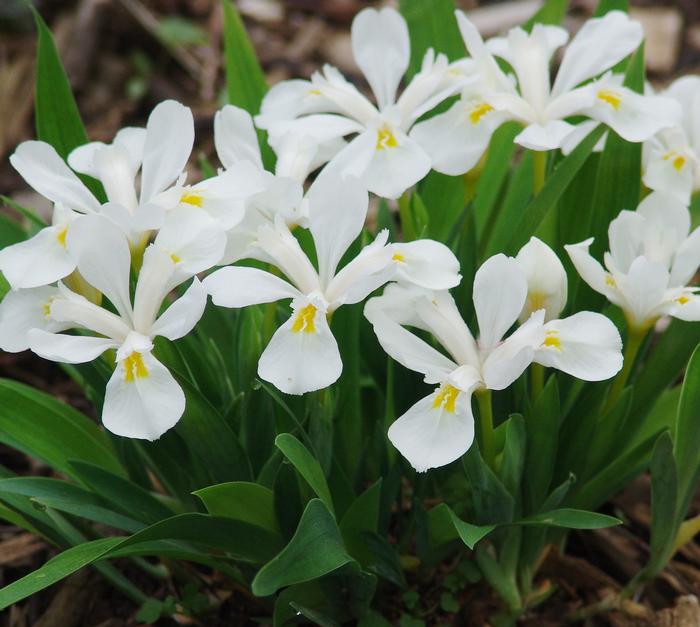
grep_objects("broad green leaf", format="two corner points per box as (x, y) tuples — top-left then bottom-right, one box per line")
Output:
(518, 508), (620, 529)
(398, 0), (465, 78)
(447, 507), (496, 550)
(252, 499), (356, 596)
(69, 461), (174, 525)
(475, 544), (521, 612)
(523, 0), (568, 29)
(504, 125), (606, 255)
(594, 0), (628, 16)
(275, 433), (334, 516)
(0, 213), (26, 248)
(462, 446), (515, 525)
(499, 415), (526, 502)
(339, 480), (382, 567)
(0, 477), (143, 532)
(0, 379), (123, 478)
(194, 481), (280, 534)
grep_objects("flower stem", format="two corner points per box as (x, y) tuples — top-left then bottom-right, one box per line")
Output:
(531, 362), (545, 401)
(604, 327), (646, 413)
(476, 389), (497, 472)
(398, 191), (416, 241)
(532, 150), (547, 195)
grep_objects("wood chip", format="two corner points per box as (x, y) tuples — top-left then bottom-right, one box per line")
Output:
(630, 7), (683, 74)
(0, 533), (46, 566)
(655, 595), (700, 627)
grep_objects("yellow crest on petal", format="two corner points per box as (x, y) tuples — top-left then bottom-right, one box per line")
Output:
(597, 89), (622, 110)
(291, 304), (317, 334)
(432, 384), (459, 413)
(124, 352), (149, 382)
(376, 126), (398, 151)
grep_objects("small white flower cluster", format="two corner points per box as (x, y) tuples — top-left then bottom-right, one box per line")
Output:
(0, 7), (698, 475)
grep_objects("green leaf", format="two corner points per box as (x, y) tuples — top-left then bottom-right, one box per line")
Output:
(0, 379), (123, 479)
(499, 414), (526, 501)
(504, 125), (606, 255)
(523, 0), (568, 29)
(339, 480), (382, 567)
(275, 433), (334, 516)
(252, 499), (356, 596)
(447, 506), (496, 550)
(398, 0), (465, 78)
(594, 0), (628, 16)
(518, 508), (621, 529)
(194, 481), (280, 534)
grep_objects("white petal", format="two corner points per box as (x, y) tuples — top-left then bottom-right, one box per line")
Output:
(515, 236), (567, 322)
(0, 226), (76, 289)
(565, 238), (612, 296)
(140, 100), (194, 203)
(665, 292), (700, 322)
(49, 288), (131, 340)
(362, 134), (431, 199)
(155, 207), (226, 276)
(616, 256), (669, 329)
(560, 120), (606, 156)
(307, 173), (368, 284)
(671, 226), (700, 287)
(534, 312), (622, 381)
(0, 287), (67, 352)
(114, 127), (147, 171)
(351, 7), (409, 110)
(364, 304), (458, 383)
(473, 254), (527, 349)
(66, 214), (133, 321)
(607, 210), (645, 274)
(514, 120), (577, 151)
(214, 105), (263, 170)
(388, 386), (476, 472)
(27, 329), (118, 363)
(132, 245), (177, 334)
(258, 302), (342, 394)
(204, 266), (299, 308)
(152, 278), (207, 341)
(103, 351), (184, 440)
(410, 98), (506, 176)
(10, 141), (99, 214)
(92, 144), (139, 211)
(551, 11), (643, 97)
(391, 239), (462, 290)
(643, 145), (694, 205)
(482, 310), (545, 390)
(67, 142), (108, 178)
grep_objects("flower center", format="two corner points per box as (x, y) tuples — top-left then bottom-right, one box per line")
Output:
(181, 192), (204, 207)
(124, 352), (149, 382)
(291, 304), (317, 334)
(469, 103), (493, 125)
(597, 89), (622, 110)
(432, 384), (459, 413)
(376, 126), (398, 151)
(542, 330), (561, 350)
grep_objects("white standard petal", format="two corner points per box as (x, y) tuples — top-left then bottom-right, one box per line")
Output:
(131, 245), (177, 334)
(140, 100), (194, 203)
(565, 238), (616, 298)
(258, 298), (342, 395)
(0, 225), (76, 289)
(351, 7), (409, 110)
(151, 278), (207, 341)
(10, 141), (99, 214)
(307, 173), (369, 285)
(388, 376), (478, 472)
(214, 104), (263, 170)
(670, 226), (700, 287)
(616, 256), (670, 330)
(103, 350), (184, 440)
(473, 254), (528, 350)
(534, 312), (623, 381)
(203, 266), (300, 308)
(551, 11), (643, 98)
(27, 329), (118, 364)
(0, 287), (67, 352)
(66, 214), (133, 321)
(390, 239), (462, 290)
(515, 236), (567, 322)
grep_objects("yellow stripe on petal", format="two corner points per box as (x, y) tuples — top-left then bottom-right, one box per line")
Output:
(181, 192), (204, 207)
(124, 352), (149, 383)
(56, 226), (68, 248)
(597, 89), (622, 110)
(432, 384), (459, 413)
(469, 103), (493, 125)
(376, 126), (398, 151)
(392, 253), (406, 263)
(542, 330), (561, 350)
(291, 304), (317, 334)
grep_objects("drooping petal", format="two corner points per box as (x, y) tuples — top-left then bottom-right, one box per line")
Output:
(203, 266), (300, 308)
(151, 278), (207, 341)
(643, 141), (695, 206)
(664, 291), (700, 322)
(473, 254), (528, 349)
(606, 210), (645, 274)
(154, 207), (226, 276)
(132, 245), (177, 334)
(307, 173), (368, 284)
(410, 97), (507, 175)
(0, 226), (76, 289)
(140, 100), (194, 203)
(551, 11), (643, 97)
(214, 105), (263, 170)
(565, 238), (614, 297)
(258, 298), (342, 395)
(671, 226), (700, 287)
(534, 312), (623, 381)
(49, 288), (131, 341)
(10, 141), (99, 214)
(514, 120), (577, 151)
(0, 287), (68, 352)
(388, 377), (478, 472)
(351, 7), (409, 110)
(66, 214), (133, 321)
(481, 310), (545, 390)
(616, 256), (670, 329)
(390, 239), (462, 290)
(27, 328), (118, 363)
(103, 350), (185, 440)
